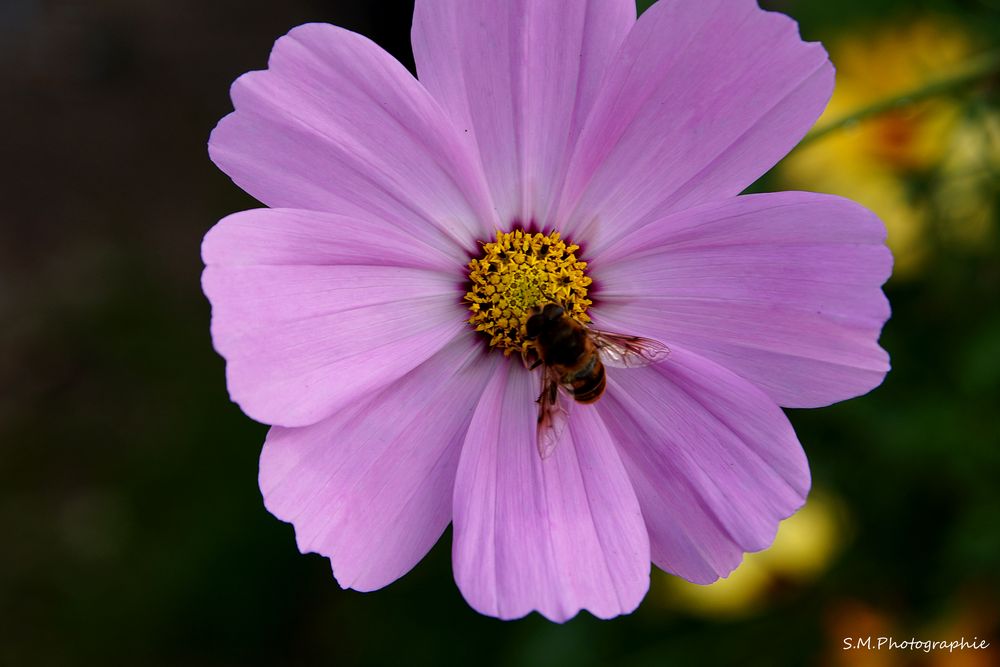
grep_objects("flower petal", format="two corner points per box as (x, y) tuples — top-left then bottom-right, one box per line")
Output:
(412, 0), (636, 226)
(452, 361), (649, 622)
(209, 23), (498, 253)
(597, 347), (810, 584)
(202, 209), (467, 427)
(203, 208), (462, 272)
(260, 336), (498, 592)
(556, 0), (833, 253)
(592, 192), (892, 408)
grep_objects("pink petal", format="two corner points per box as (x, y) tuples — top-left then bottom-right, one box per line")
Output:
(260, 337), (499, 592)
(412, 0), (636, 226)
(202, 208), (467, 427)
(555, 0), (833, 253)
(204, 208), (462, 272)
(591, 192), (892, 408)
(597, 347), (809, 584)
(452, 362), (649, 622)
(209, 23), (498, 254)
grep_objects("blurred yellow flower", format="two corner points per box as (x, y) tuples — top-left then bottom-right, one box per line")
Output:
(933, 110), (1000, 248)
(778, 19), (996, 277)
(658, 492), (847, 618)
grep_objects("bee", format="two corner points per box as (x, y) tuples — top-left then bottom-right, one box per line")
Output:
(524, 303), (670, 458)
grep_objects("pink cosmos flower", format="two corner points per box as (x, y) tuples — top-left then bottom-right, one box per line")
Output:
(203, 0), (891, 622)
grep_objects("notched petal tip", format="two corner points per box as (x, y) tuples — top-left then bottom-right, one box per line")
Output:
(755, 0), (827, 48)
(453, 369), (650, 623)
(260, 341), (496, 593)
(598, 349), (811, 583)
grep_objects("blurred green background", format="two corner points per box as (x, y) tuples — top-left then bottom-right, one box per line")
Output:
(1, 0), (998, 665)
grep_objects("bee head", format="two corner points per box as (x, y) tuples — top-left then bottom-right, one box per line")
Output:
(542, 303), (564, 320)
(525, 303), (565, 340)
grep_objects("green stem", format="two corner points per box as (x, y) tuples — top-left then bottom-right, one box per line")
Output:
(799, 50), (1000, 146)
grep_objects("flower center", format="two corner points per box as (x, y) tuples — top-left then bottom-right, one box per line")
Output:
(465, 230), (592, 355)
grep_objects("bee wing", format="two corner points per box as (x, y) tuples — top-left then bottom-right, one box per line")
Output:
(536, 366), (571, 459)
(590, 329), (670, 369)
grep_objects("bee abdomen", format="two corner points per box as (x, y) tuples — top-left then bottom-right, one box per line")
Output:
(571, 362), (606, 404)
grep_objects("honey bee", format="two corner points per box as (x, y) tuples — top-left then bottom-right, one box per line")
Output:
(524, 303), (670, 458)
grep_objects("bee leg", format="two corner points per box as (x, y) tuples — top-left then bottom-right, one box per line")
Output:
(529, 359), (543, 370)
(535, 381), (556, 404)
(521, 346), (541, 371)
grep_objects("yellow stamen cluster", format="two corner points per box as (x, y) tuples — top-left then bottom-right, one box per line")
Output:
(465, 230), (592, 355)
